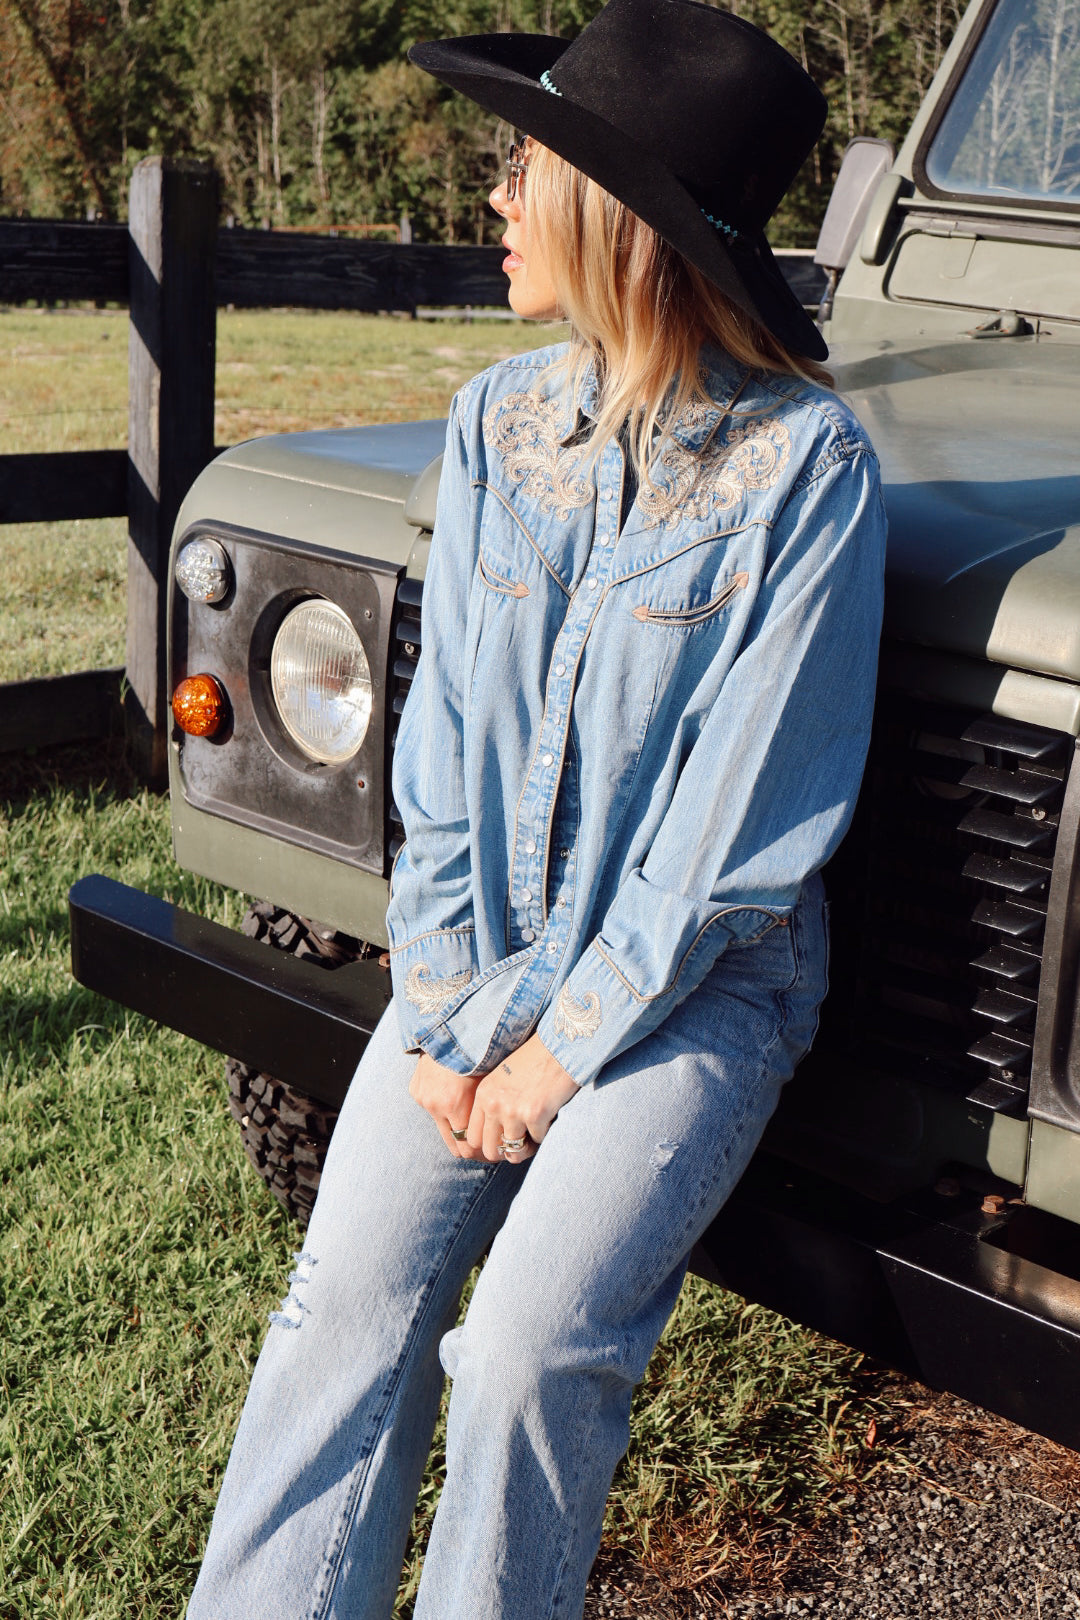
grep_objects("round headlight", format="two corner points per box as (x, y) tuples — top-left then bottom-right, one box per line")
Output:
(270, 600), (372, 764)
(175, 536), (231, 604)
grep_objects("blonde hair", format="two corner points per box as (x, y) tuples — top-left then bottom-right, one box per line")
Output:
(524, 141), (832, 479)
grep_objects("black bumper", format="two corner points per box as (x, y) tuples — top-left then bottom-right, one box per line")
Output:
(70, 874), (1080, 1453)
(69, 874), (391, 1108)
(699, 1154), (1080, 1452)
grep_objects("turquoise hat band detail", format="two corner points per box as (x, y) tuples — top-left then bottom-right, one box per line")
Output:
(536, 72), (738, 243)
(701, 210), (740, 241)
(538, 69), (736, 240)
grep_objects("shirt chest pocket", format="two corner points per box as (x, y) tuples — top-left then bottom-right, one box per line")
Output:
(473, 479), (590, 599)
(627, 564), (750, 630)
(478, 551), (530, 599)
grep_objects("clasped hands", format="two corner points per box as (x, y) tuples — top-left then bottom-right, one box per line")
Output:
(408, 1034), (580, 1163)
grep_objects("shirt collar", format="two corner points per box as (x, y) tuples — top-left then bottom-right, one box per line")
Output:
(555, 356), (600, 446)
(558, 347), (752, 452)
(666, 348), (753, 451)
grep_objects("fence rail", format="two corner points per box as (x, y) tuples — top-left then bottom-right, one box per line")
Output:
(0, 158), (826, 779)
(0, 219), (511, 311)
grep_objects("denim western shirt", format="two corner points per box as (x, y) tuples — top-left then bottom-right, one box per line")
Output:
(384, 341), (887, 1088)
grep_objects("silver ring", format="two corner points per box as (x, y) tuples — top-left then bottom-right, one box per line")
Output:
(499, 1135), (528, 1153)
(451, 1128), (468, 1141)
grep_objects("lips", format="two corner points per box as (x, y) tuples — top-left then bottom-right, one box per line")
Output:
(502, 239), (523, 272)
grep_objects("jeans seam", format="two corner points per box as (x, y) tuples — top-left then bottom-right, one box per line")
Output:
(314, 1165), (508, 1620)
(545, 1388), (601, 1620)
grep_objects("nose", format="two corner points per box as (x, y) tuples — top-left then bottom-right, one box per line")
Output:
(489, 179), (520, 219)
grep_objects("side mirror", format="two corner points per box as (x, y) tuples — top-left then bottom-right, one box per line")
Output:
(814, 137), (896, 321)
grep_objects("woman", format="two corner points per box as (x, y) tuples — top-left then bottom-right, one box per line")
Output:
(188, 3), (886, 1616)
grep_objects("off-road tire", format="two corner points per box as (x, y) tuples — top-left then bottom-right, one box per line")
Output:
(225, 902), (376, 1226)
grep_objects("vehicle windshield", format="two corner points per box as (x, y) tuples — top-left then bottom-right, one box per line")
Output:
(925, 0), (1080, 205)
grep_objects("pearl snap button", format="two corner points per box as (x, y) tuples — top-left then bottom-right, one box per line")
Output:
(524, 839), (537, 854)
(602, 488), (613, 500)
(557, 897), (568, 908)
(542, 752), (554, 766)
(555, 663), (566, 676)
(586, 578), (598, 590)
(546, 941), (558, 954)
(560, 847), (571, 859)
(519, 889), (532, 904)
(521, 928), (536, 942)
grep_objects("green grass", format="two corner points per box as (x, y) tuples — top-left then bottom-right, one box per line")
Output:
(0, 748), (882, 1619)
(0, 306), (564, 684)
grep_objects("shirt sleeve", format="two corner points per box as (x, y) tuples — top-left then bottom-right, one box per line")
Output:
(536, 445), (888, 1087)
(385, 392), (484, 1058)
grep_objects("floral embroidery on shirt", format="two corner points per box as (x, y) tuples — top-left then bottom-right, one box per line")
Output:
(553, 984), (603, 1041)
(404, 963), (473, 1016)
(483, 391), (594, 520)
(639, 414), (792, 528)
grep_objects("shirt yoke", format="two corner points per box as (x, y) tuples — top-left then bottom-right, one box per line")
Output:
(753, 371), (878, 479)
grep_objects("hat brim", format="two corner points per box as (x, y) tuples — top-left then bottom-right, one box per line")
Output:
(409, 33), (827, 361)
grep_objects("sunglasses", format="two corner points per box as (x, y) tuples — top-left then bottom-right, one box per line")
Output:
(504, 137), (531, 202)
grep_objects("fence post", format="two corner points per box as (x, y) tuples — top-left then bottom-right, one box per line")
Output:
(126, 157), (219, 785)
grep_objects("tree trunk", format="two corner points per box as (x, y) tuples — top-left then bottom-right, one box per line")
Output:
(255, 110), (270, 229)
(270, 56), (284, 225)
(312, 64), (329, 223)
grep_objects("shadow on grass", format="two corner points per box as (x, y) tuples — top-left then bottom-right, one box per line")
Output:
(0, 982), (140, 1055)
(0, 904), (74, 952)
(0, 736), (143, 812)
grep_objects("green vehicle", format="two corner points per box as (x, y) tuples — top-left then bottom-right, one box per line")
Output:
(71, 0), (1080, 1449)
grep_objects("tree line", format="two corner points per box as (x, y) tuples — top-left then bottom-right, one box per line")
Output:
(1, 0), (964, 245)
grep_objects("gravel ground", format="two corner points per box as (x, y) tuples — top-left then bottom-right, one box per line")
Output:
(583, 1377), (1080, 1619)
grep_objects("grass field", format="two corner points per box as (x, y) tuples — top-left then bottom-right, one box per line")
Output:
(0, 306), (563, 682)
(1, 310), (887, 1616)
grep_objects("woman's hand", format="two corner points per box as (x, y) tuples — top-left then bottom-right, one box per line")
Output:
(467, 1035), (580, 1164)
(408, 1053), (483, 1159)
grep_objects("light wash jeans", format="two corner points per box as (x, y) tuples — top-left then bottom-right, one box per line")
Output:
(187, 877), (827, 1620)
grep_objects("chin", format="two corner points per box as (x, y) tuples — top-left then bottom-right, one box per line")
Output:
(508, 293), (560, 322)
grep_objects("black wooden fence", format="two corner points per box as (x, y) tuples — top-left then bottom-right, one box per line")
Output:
(0, 156), (825, 781)
(0, 158), (515, 780)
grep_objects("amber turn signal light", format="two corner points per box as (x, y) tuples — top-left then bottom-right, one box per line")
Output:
(172, 673), (228, 737)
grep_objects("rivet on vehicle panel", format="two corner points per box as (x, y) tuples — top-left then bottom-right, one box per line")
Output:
(981, 1194), (1007, 1215)
(364, 608), (373, 620)
(1001, 1069), (1014, 1081)
(1031, 807), (1047, 821)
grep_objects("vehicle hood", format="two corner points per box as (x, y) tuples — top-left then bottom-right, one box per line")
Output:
(174, 419), (448, 562)
(832, 335), (1080, 681)
(218, 419), (449, 503)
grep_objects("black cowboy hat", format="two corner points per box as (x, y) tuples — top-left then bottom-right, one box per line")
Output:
(408, 0), (828, 360)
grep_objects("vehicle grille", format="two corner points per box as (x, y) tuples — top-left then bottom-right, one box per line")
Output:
(385, 575), (423, 870)
(819, 695), (1072, 1116)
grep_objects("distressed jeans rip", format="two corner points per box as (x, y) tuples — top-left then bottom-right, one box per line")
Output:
(649, 1141), (679, 1173)
(269, 1250), (317, 1331)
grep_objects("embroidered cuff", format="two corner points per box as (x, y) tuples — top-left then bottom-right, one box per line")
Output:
(537, 945), (664, 1088)
(392, 935), (541, 1077)
(538, 907), (790, 1087)
(390, 927), (481, 1055)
